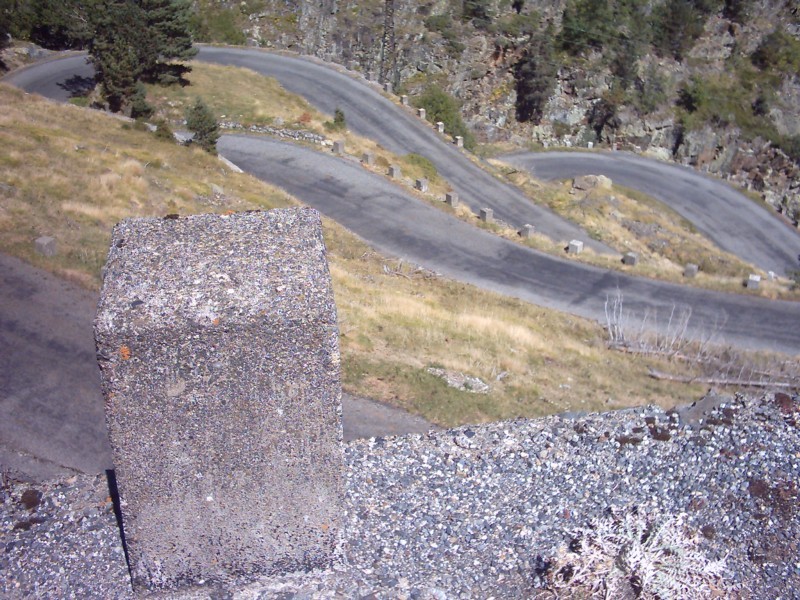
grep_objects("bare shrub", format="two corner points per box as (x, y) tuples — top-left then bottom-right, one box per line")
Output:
(604, 291), (799, 391)
(548, 510), (731, 599)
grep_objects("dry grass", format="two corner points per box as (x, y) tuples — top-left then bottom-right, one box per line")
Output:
(148, 62), (455, 202)
(493, 161), (800, 300)
(4, 83), (794, 429)
(148, 62), (788, 299)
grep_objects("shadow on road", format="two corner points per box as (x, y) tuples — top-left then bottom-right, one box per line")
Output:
(57, 74), (95, 98)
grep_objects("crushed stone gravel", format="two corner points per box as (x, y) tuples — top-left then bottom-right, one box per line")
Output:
(2, 392), (798, 599)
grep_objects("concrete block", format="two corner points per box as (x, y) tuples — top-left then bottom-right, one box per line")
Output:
(568, 240), (584, 254)
(417, 107), (426, 120)
(333, 140), (345, 155)
(415, 178), (428, 193)
(455, 136), (464, 148)
(519, 224), (535, 238)
(388, 165), (401, 179)
(34, 236), (57, 257)
(95, 209), (344, 592)
(684, 263), (699, 278)
(445, 192), (459, 207)
(400, 95), (409, 106)
(361, 152), (375, 166)
(383, 82), (392, 94)
(479, 208), (494, 223)
(587, 141), (594, 149)
(622, 252), (639, 266)
(436, 121), (445, 133)
(746, 274), (761, 289)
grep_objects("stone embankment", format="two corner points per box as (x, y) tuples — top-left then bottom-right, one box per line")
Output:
(2, 392), (798, 598)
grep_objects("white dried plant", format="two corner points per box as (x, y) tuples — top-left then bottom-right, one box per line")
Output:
(548, 511), (729, 599)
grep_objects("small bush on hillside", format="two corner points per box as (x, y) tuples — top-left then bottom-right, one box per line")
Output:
(751, 28), (800, 76)
(462, 0), (493, 29)
(558, 0), (613, 55)
(496, 12), (539, 39)
(130, 83), (154, 120)
(424, 14), (452, 33)
(413, 86), (475, 150)
(634, 65), (670, 114)
(652, 0), (706, 61)
(424, 13), (465, 57)
(185, 97), (220, 154)
(324, 107), (347, 132)
(153, 119), (176, 143)
(677, 76), (710, 113)
(404, 153), (438, 182)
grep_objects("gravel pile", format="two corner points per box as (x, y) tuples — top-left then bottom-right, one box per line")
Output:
(2, 392), (798, 599)
(219, 121), (327, 144)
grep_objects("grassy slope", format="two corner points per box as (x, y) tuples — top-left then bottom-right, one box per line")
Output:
(164, 62), (797, 300)
(4, 82), (771, 428)
(147, 62), (454, 198)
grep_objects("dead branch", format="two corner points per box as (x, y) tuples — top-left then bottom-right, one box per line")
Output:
(647, 368), (797, 389)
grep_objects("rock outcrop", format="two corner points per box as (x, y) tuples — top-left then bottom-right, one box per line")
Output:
(228, 0), (800, 225)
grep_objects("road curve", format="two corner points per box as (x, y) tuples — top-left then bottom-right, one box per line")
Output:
(3, 50), (610, 254)
(4, 52), (800, 354)
(502, 151), (800, 275)
(221, 135), (800, 354)
(0, 253), (436, 481)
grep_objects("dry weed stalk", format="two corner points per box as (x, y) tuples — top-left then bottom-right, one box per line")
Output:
(381, 258), (439, 280)
(603, 292), (799, 391)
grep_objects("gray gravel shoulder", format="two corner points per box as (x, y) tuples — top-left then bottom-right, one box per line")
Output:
(2, 393), (798, 598)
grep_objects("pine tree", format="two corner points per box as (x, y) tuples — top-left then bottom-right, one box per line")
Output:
(0, 0), (10, 51)
(88, 0), (196, 112)
(89, 0), (149, 113)
(558, 0), (613, 55)
(29, 0), (95, 49)
(140, 0), (197, 84)
(185, 97), (219, 154)
(514, 29), (557, 124)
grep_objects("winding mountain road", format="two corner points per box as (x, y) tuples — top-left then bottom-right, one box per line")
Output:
(3, 49), (800, 357)
(4, 50), (609, 253)
(503, 151), (800, 274)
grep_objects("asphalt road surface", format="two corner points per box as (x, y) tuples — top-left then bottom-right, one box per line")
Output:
(502, 151), (800, 274)
(220, 135), (800, 354)
(3, 50), (800, 352)
(0, 253), (435, 482)
(3, 50), (610, 253)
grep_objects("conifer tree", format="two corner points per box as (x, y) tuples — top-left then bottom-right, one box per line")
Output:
(185, 97), (219, 154)
(0, 1), (10, 51)
(140, 0), (197, 84)
(89, 0), (149, 113)
(89, 0), (196, 112)
(514, 28), (557, 124)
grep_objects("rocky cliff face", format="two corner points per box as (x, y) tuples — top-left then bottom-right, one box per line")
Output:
(236, 0), (800, 225)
